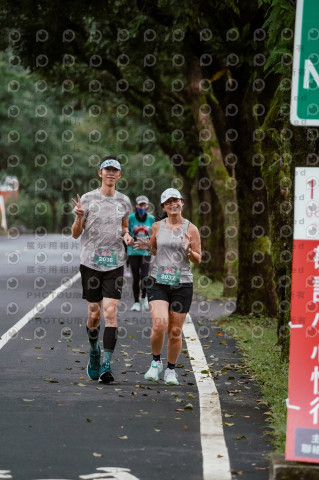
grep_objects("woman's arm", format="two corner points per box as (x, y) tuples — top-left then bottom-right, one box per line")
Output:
(133, 221), (159, 254)
(183, 223), (202, 264)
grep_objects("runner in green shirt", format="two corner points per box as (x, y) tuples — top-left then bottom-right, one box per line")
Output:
(127, 195), (155, 312)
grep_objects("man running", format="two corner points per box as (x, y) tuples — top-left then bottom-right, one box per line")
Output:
(71, 156), (133, 383)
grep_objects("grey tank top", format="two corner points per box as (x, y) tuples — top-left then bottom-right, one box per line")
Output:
(150, 218), (193, 284)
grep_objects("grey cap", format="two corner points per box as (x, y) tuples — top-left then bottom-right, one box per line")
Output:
(136, 195), (149, 205)
(160, 188), (183, 204)
(100, 159), (121, 171)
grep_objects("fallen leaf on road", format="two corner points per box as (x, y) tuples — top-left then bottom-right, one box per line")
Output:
(176, 408), (184, 412)
(92, 452), (102, 457)
(117, 435), (128, 439)
(227, 389), (241, 395)
(44, 378), (58, 383)
(223, 422), (234, 427)
(86, 418), (93, 423)
(23, 399), (34, 402)
(154, 429), (161, 432)
(184, 403), (193, 410)
(233, 436), (246, 440)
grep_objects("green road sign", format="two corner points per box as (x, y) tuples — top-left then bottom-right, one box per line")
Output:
(291, 0), (319, 126)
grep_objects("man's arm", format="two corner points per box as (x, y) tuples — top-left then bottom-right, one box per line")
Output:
(122, 218), (134, 246)
(71, 194), (85, 239)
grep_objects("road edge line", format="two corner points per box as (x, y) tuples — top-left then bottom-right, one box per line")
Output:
(0, 273), (81, 351)
(183, 313), (231, 480)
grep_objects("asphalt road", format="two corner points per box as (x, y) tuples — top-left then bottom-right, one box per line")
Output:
(0, 234), (273, 480)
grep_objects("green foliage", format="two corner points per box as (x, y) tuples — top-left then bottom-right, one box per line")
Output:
(6, 193), (53, 231)
(263, 0), (295, 75)
(0, 54), (176, 232)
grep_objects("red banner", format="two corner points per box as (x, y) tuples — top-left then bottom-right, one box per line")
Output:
(286, 168), (319, 462)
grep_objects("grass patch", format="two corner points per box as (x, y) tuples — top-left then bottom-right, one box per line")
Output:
(192, 268), (224, 300)
(192, 275), (288, 453)
(216, 314), (288, 452)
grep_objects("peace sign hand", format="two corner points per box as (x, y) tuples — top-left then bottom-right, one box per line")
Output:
(181, 233), (192, 253)
(71, 194), (85, 217)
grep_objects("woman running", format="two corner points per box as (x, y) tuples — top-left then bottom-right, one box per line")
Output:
(134, 187), (201, 385)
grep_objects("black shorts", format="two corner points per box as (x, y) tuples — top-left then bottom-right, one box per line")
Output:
(80, 264), (124, 303)
(146, 277), (193, 313)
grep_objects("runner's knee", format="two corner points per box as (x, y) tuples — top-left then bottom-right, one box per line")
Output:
(168, 325), (182, 340)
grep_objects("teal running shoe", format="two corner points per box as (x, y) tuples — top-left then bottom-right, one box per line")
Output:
(87, 345), (101, 380)
(98, 362), (114, 383)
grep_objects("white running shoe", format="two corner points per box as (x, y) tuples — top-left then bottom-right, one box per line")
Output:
(124, 267), (131, 278)
(164, 368), (179, 385)
(131, 302), (141, 311)
(144, 360), (163, 381)
(142, 297), (149, 311)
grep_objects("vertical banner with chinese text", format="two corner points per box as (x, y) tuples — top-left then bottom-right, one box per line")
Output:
(286, 167), (319, 462)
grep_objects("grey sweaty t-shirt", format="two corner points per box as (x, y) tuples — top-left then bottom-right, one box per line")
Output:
(78, 189), (131, 272)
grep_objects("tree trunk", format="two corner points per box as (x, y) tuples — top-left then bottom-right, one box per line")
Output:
(187, 54), (238, 298)
(227, 70), (278, 317)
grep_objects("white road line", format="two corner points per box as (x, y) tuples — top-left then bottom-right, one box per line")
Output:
(183, 313), (231, 480)
(0, 273), (81, 351)
(0, 470), (12, 479)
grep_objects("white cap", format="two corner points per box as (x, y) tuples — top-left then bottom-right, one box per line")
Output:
(136, 195), (149, 205)
(160, 188), (183, 204)
(100, 159), (121, 171)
